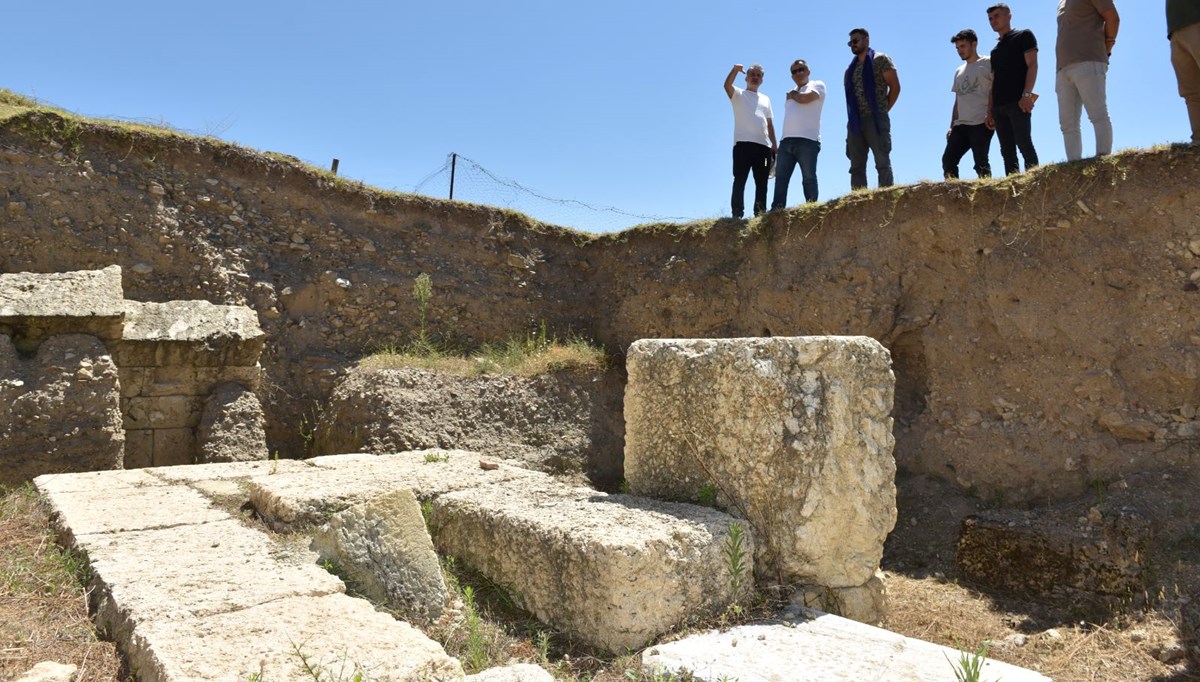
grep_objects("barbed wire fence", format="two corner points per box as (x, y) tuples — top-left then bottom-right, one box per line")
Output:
(408, 153), (695, 233)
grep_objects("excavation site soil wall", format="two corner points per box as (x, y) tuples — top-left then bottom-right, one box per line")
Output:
(2, 110), (1197, 502)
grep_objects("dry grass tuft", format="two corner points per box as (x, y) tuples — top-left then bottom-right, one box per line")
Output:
(885, 572), (1194, 681)
(362, 333), (607, 377)
(0, 484), (124, 681)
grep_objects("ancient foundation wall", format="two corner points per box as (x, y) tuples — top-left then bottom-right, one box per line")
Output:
(0, 266), (266, 482)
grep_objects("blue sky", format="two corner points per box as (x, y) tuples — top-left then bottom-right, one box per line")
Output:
(4, 1), (1184, 232)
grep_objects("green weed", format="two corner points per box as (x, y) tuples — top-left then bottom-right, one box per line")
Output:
(697, 483), (719, 508)
(945, 641), (995, 682)
(412, 273), (433, 347)
(723, 522), (748, 605)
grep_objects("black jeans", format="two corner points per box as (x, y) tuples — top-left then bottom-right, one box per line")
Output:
(942, 123), (994, 179)
(993, 101), (1038, 175)
(731, 141), (772, 218)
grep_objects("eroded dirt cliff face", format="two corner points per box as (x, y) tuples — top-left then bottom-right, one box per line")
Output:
(2, 110), (1197, 501)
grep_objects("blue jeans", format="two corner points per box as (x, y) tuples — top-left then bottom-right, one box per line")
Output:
(771, 137), (821, 208)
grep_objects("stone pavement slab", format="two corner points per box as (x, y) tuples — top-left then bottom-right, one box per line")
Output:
(642, 610), (1051, 682)
(250, 449), (542, 531)
(34, 464), (461, 681)
(126, 593), (462, 682)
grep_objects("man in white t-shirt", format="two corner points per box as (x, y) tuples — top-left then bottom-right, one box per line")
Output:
(771, 59), (825, 208)
(724, 63), (777, 218)
(942, 28), (995, 179)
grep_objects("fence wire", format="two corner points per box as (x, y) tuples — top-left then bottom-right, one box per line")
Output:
(410, 153), (691, 233)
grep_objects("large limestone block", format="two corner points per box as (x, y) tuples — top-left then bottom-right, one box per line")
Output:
(311, 489), (447, 623)
(0, 266), (126, 344)
(2, 333), (124, 485)
(624, 337), (896, 588)
(791, 571), (887, 625)
(79, 519), (344, 645)
(196, 382), (269, 463)
(38, 480), (227, 545)
(117, 300), (264, 368)
(125, 593), (462, 682)
(431, 478), (754, 653)
(250, 450), (543, 531)
(642, 613), (1052, 681)
(957, 506), (1150, 597)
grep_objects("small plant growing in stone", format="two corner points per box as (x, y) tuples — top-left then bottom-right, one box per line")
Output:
(535, 630), (552, 666)
(723, 522), (748, 606)
(697, 483), (719, 508)
(945, 641), (996, 682)
(423, 452), (450, 464)
(461, 585), (489, 672)
(420, 499), (434, 529)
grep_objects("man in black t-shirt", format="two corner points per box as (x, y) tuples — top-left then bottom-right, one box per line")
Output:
(987, 3), (1040, 175)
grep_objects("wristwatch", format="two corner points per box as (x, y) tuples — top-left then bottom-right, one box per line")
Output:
(1022, 92), (1033, 99)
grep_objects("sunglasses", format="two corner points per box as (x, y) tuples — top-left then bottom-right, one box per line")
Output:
(848, 38), (863, 46)
(746, 72), (763, 78)
(791, 67), (809, 74)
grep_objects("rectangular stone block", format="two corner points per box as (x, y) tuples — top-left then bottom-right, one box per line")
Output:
(196, 365), (262, 392)
(957, 507), (1150, 597)
(153, 428), (195, 467)
(643, 613), (1051, 682)
(250, 450), (544, 531)
(122, 300), (265, 368)
(431, 478), (754, 652)
(126, 594), (462, 682)
(623, 337), (897, 591)
(124, 395), (204, 430)
(143, 365), (200, 396)
(80, 519), (345, 646)
(110, 341), (158, 367)
(124, 429), (153, 469)
(156, 341), (228, 367)
(0, 266), (126, 342)
(118, 367), (147, 398)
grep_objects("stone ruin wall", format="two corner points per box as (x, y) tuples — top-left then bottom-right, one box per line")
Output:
(0, 266), (267, 484)
(2, 112), (1198, 501)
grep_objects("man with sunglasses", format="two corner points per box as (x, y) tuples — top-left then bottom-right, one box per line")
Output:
(844, 28), (901, 190)
(771, 60), (826, 208)
(724, 63), (777, 219)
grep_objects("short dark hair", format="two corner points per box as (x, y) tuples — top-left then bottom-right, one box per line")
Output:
(986, 3), (1010, 13)
(849, 28), (869, 38)
(951, 29), (978, 43)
